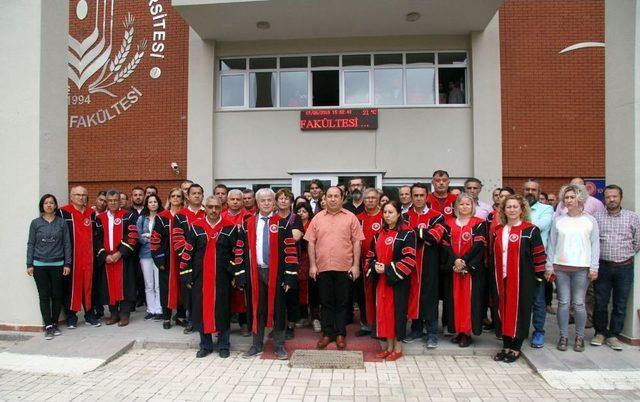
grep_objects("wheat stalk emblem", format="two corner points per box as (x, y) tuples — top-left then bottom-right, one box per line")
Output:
(89, 13), (146, 97)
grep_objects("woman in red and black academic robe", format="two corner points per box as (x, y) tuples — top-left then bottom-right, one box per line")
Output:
(236, 189), (299, 360)
(492, 195), (546, 363)
(296, 202), (316, 329)
(93, 191), (139, 326)
(365, 201), (416, 361)
(150, 188), (184, 329)
(442, 194), (486, 347)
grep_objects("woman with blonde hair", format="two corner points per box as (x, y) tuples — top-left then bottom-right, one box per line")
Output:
(492, 195), (546, 362)
(546, 184), (599, 352)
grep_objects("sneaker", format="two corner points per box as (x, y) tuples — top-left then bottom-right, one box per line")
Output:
(605, 337), (623, 351)
(590, 334), (605, 346)
(183, 324), (194, 334)
(144, 313), (154, 320)
(546, 305), (556, 315)
(295, 319), (308, 328)
(557, 336), (568, 351)
(443, 327), (455, 337)
(426, 335), (438, 349)
(44, 326), (54, 340)
(530, 331), (545, 348)
(312, 319), (321, 333)
(243, 345), (263, 358)
(85, 317), (102, 327)
(402, 330), (425, 344)
(153, 314), (163, 321)
(275, 346), (289, 360)
(574, 336), (585, 352)
(67, 322), (77, 330)
(52, 325), (62, 336)
(219, 349), (230, 358)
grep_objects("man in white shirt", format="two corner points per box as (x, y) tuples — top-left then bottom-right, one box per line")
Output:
(464, 178), (493, 219)
(308, 179), (324, 214)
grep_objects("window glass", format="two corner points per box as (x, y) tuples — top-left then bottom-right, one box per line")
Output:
(311, 55), (339, 67)
(220, 59), (246, 71)
(374, 53), (402, 66)
(312, 70), (339, 106)
(438, 52), (467, 64)
(342, 54), (371, 67)
(249, 57), (277, 69)
(406, 53), (435, 64)
(249, 72), (276, 108)
(438, 67), (466, 104)
(374, 69), (403, 105)
(344, 71), (369, 104)
(280, 56), (308, 69)
(280, 71), (308, 107)
(406, 68), (435, 105)
(220, 75), (244, 107)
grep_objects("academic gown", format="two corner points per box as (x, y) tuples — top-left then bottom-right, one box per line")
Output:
(357, 210), (384, 324)
(58, 205), (94, 312)
(442, 217), (486, 335)
(298, 221), (311, 305)
(402, 208), (446, 322)
(171, 207), (206, 310)
(179, 217), (240, 334)
(222, 209), (251, 314)
(493, 222), (546, 339)
(365, 228), (416, 340)
(150, 210), (180, 311)
(426, 193), (458, 218)
(236, 214), (299, 333)
(94, 210), (139, 306)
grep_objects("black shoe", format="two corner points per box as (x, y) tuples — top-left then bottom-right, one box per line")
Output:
(85, 317), (102, 327)
(503, 351), (520, 363)
(243, 345), (263, 358)
(44, 326), (54, 340)
(482, 322), (495, 332)
(174, 317), (187, 327)
(402, 331), (425, 344)
(52, 325), (62, 336)
(493, 349), (508, 361)
(355, 329), (371, 337)
(196, 349), (212, 358)
(136, 300), (145, 308)
(183, 325), (194, 334)
(162, 320), (171, 330)
(285, 327), (295, 340)
(144, 313), (154, 320)
(219, 349), (230, 358)
(153, 314), (163, 321)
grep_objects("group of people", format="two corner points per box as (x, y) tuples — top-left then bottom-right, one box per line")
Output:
(26, 172), (639, 362)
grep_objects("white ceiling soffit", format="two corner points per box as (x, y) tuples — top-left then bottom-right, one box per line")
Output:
(172, 0), (504, 41)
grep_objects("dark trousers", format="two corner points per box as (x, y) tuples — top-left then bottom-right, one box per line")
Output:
(308, 278), (320, 318)
(503, 336), (524, 352)
(594, 261), (634, 337)
(33, 267), (64, 327)
(109, 301), (133, 315)
(162, 307), (172, 321)
(199, 330), (230, 352)
(318, 270), (350, 338)
(286, 286), (300, 324)
(545, 282), (554, 306)
(410, 318), (438, 336)
(252, 278), (284, 349)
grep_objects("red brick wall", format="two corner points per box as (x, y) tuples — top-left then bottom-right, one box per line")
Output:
(67, 0), (189, 207)
(499, 0), (604, 196)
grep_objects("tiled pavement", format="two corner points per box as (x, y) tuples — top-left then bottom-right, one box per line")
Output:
(1, 349), (640, 401)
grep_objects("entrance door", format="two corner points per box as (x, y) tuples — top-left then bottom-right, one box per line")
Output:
(291, 172), (384, 197)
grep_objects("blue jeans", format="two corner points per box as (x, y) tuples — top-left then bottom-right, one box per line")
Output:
(556, 269), (589, 338)
(594, 261), (634, 337)
(531, 281), (546, 334)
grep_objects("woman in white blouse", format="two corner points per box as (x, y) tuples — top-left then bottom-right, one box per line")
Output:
(546, 184), (599, 352)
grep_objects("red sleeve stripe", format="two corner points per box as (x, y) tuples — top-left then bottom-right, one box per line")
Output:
(233, 249), (243, 256)
(234, 257), (243, 265)
(396, 262), (412, 275)
(284, 247), (297, 255)
(284, 238), (296, 245)
(284, 256), (298, 264)
(401, 257), (416, 268)
(402, 247), (416, 256)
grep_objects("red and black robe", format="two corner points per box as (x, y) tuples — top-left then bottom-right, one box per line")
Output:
(357, 209), (383, 324)
(94, 210), (138, 305)
(298, 220), (311, 305)
(493, 222), (546, 339)
(179, 217), (240, 334)
(171, 207), (205, 309)
(222, 209), (251, 314)
(442, 217), (486, 335)
(402, 208), (446, 322)
(427, 193), (458, 218)
(365, 228), (416, 340)
(237, 214), (299, 333)
(58, 205), (94, 312)
(150, 210), (180, 311)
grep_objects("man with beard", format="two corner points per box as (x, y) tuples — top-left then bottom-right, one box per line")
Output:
(145, 186), (158, 198)
(344, 177), (365, 215)
(398, 185), (412, 214)
(130, 187), (145, 220)
(522, 179), (553, 348)
(129, 186), (146, 308)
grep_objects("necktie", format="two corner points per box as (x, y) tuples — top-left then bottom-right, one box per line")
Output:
(261, 216), (269, 265)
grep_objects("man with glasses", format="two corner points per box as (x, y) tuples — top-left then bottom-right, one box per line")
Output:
(58, 187), (101, 328)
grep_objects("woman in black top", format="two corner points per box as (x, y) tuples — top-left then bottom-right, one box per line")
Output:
(26, 194), (71, 339)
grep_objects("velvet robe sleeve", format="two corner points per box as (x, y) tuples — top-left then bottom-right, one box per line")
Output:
(150, 216), (168, 270)
(282, 226), (299, 289)
(530, 226), (547, 281)
(459, 221), (486, 274)
(384, 231), (416, 285)
(179, 226), (198, 287)
(415, 214), (445, 246)
(117, 213), (138, 257)
(364, 234), (378, 279)
(93, 218), (107, 265)
(233, 224), (248, 289)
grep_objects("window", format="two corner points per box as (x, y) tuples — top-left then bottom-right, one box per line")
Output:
(218, 51), (468, 109)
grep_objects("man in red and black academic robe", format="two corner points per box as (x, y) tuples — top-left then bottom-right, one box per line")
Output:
(94, 190), (139, 326)
(222, 189), (252, 335)
(179, 196), (241, 358)
(57, 186), (100, 328)
(150, 209), (181, 328)
(171, 184), (206, 333)
(402, 183), (445, 347)
(355, 188), (383, 337)
(426, 170), (457, 219)
(442, 216), (486, 347)
(236, 189), (298, 360)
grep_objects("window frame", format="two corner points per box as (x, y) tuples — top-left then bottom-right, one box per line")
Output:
(217, 50), (469, 111)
